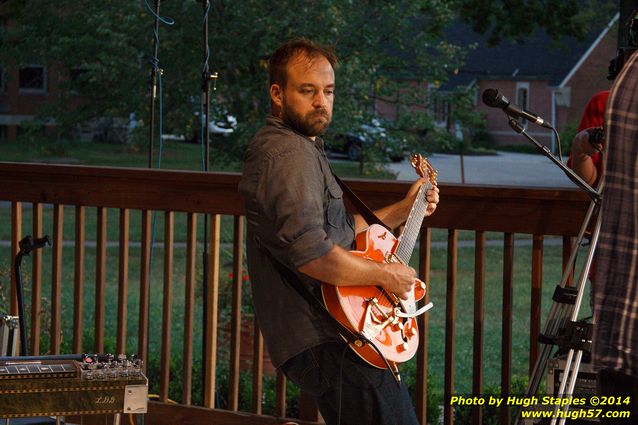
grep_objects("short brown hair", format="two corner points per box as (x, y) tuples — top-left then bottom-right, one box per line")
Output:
(268, 38), (338, 87)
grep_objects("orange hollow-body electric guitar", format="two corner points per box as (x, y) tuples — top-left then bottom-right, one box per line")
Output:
(321, 154), (437, 370)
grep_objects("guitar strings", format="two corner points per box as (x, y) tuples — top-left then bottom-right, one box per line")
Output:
(373, 183), (429, 306)
(368, 157), (436, 333)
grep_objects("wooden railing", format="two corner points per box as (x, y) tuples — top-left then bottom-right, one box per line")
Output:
(0, 162), (591, 425)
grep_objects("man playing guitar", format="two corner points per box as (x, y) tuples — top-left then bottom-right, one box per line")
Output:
(239, 38), (439, 425)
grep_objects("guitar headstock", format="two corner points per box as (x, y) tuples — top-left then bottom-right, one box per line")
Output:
(410, 154), (438, 185)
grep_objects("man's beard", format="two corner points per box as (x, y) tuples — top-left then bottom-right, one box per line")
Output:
(281, 103), (331, 137)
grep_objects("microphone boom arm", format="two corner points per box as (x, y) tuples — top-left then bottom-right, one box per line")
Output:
(508, 119), (601, 203)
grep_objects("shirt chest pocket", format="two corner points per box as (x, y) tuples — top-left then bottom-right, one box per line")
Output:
(325, 183), (344, 228)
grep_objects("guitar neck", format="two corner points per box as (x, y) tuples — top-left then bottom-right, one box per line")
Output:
(395, 183), (430, 264)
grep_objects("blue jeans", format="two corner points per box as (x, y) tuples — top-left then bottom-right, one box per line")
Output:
(281, 342), (419, 425)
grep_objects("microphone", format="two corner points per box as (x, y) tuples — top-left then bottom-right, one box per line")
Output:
(482, 88), (553, 129)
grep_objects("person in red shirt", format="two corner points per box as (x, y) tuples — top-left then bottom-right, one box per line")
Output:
(567, 90), (609, 186)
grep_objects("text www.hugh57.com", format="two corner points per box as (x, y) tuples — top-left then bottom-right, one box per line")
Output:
(521, 408), (630, 420)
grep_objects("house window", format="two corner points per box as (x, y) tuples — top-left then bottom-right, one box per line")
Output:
(0, 125), (7, 142)
(433, 96), (450, 126)
(516, 82), (530, 128)
(19, 66), (46, 93)
(0, 68), (5, 93)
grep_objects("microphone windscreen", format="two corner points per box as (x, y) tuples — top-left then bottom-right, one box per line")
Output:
(482, 88), (501, 107)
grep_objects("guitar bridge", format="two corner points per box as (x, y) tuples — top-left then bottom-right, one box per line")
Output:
(361, 298), (394, 340)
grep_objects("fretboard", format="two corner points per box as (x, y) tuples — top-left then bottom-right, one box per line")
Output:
(395, 183), (431, 264)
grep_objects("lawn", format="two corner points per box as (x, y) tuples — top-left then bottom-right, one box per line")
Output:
(0, 137), (396, 178)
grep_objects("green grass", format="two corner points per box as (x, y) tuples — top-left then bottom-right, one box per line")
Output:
(418, 242), (592, 394)
(0, 227), (593, 409)
(0, 137), (238, 171)
(0, 138), (398, 179)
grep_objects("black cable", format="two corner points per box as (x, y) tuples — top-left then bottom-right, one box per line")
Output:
(336, 343), (349, 425)
(143, 0), (174, 169)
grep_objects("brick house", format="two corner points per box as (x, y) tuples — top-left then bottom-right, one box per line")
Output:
(0, 12), (55, 141)
(0, 64), (57, 141)
(0, 61), (129, 143)
(451, 14), (617, 150)
(375, 14), (618, 151)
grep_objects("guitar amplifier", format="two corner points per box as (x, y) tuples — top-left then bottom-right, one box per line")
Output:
(545, 356), (598, 424)
(0, 354), (147, 419)
(547, 356), (597, 399)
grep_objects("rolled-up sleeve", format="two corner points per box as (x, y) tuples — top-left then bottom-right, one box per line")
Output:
(257, 147), (334, 269)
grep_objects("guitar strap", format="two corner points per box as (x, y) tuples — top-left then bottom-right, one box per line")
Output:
(331, 173), (391, 231)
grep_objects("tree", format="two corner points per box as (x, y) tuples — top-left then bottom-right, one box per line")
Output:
(0, 0), (619, 167)
(457, 0), (618, 46)
(0, 1), (150, 140)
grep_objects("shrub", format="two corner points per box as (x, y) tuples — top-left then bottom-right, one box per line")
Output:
(454, 375), (531, 425)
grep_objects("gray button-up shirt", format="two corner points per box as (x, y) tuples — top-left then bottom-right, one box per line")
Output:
(238, 116), (355, 367)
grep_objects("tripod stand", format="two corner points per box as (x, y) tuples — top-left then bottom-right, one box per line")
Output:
(507, 119), (603, 425)
(518, 198), (601, 425)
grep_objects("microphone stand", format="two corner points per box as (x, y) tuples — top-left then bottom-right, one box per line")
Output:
(14, 236), (51, 356)
(147, 0), (162, 169)
(200, 0), (218, 405)
(507, 118), (603, 425)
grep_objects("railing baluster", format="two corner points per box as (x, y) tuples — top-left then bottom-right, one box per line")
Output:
(229, 215), (244, 411)
(94, 207), (107, 354)
(472, 230), (486, 425)
(416, 226), (431, 425)
(31, 203), (43, 355)
(138, 210), (152, 371)
(182, 212), (197, 405)
(251, 318), (263, 414)
(160, 211), (174, 402)
(501, 233), (515, 425)
(73, 205), (85, 354)
(51, 204), (63, 354)
(204, 214), (221, 408)
(275, 370), (286, 417)
(444, 229), (458, 425)
(117, 208), (130, 354)
(10, 202), (22, 317)
(529, 234), (543, 374)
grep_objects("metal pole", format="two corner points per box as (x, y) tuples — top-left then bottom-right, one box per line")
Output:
(201, 0), (213, 405)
